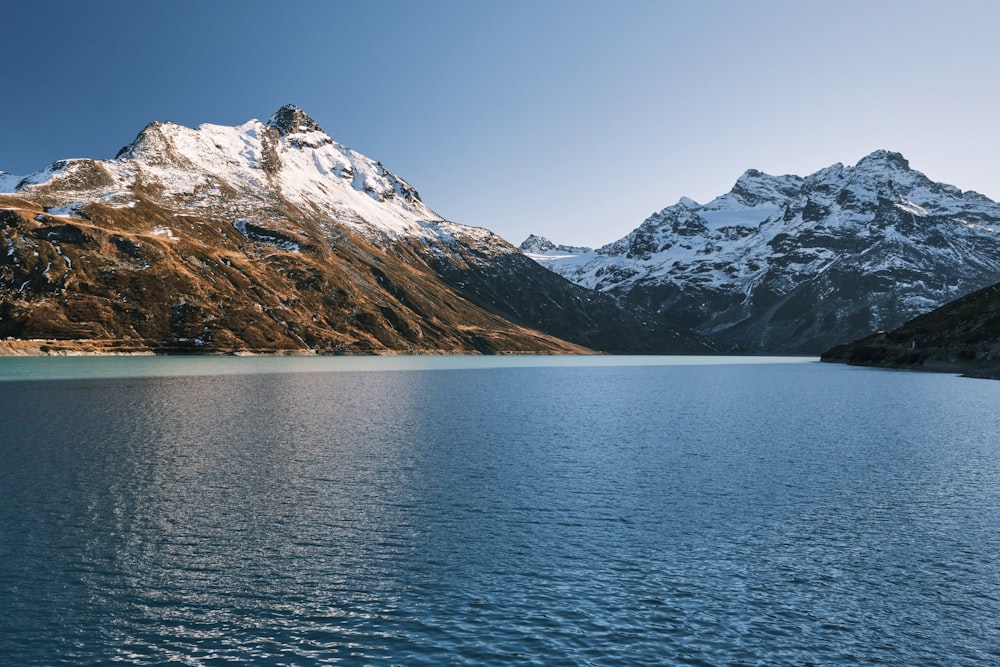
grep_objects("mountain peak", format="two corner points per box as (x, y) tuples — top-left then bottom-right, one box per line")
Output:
(520, 234), (556, 253)
(519, 234), (594, 255)
(266, 104), (325, 136)
(728, 167), (803, 204)
(856, 150), (910, 172)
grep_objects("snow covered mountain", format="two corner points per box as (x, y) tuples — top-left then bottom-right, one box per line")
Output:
(524, 151), (1000, 353)
(519, 234), (593, 255)
(12, 104), (451, 241)
(0, 105), (704, 354)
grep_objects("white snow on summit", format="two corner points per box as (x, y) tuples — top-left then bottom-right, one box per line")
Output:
(115, 111), (443, 239)
(4, 105), (500, 247)
(518, 235), (598, 272)
(530, 150), (1000, 295)
(520, 149), (1000, 352)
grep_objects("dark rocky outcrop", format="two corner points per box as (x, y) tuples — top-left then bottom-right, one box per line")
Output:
(821, 281), (1000, 378)
(266, 104), (326, 136)
(423, 236), (710, 354)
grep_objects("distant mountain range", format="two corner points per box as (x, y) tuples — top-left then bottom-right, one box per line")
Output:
(0, 106), (706, 355)
(5, 107), (1000, 362)
(523, 150), (1000, 354)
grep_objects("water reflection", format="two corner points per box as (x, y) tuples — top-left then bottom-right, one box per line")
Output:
(94, 372), (430, 662)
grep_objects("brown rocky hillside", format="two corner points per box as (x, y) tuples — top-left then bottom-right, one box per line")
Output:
(0, 106), (709, 355)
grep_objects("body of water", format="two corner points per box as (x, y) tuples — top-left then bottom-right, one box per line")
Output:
(2, 356), (999, 665)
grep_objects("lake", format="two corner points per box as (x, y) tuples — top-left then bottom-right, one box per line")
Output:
(2, 356), (999, 665)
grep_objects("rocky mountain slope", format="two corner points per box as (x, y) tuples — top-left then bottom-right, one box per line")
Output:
(519, 234), (593, 256)
(821, 281), (1000, 378)
(0, 105), (707, 355)
(524, 151), (1000, 353)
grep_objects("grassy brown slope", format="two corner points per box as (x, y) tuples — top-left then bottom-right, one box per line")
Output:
(0, 195), (589, 355)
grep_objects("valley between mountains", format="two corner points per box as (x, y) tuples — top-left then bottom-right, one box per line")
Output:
(3, 105), (1000, 368)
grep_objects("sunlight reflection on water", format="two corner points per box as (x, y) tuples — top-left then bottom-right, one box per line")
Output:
(2, 360), (999, 665)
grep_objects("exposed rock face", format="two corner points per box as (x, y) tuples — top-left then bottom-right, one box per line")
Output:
(821, 281), (1000, 378)
(527, 151), (1000, 354)
(519, 234), (593, 255)
(0, 106), (708, 355)
(266, 104), (326, 136)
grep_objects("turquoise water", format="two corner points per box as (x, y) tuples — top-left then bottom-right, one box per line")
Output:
(0, 353), (810, 382)
(2, 356), (999, 665)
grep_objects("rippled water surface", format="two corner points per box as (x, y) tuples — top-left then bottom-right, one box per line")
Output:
(2, 356), (999, 665)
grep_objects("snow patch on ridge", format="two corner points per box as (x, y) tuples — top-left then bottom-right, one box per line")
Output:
(697, 202), (780, 230)
(0, 171), (22, 192)
(151, 225), (178, 241)
(894, 199), (929, 216)
(46, 203), (85, 218)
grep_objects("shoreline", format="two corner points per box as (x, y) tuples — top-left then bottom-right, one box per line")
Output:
(820, 355), (1000, 381)
(0, 339), (598, 358)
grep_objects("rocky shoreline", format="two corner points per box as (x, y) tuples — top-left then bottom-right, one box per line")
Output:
(820, 282), (1000, 380)
(820, 342), (1000, 379)
(0, 338), (597, 357)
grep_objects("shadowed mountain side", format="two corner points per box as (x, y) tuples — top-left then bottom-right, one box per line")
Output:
(821, 281), (1000, 378)
(420, 238), (712, 354)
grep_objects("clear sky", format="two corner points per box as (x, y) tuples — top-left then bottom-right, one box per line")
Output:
(3, 0), (999, 247)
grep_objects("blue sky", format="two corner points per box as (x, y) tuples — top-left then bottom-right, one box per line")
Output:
(3, 0), (999, 247)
